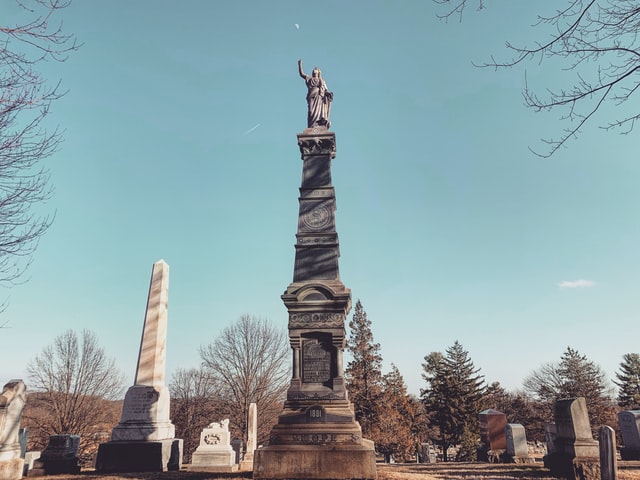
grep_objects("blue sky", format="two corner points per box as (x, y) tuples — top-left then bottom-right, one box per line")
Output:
(2, 1), (639, 396)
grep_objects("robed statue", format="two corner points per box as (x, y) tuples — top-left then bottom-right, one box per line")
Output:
(298, 59), (333, 129)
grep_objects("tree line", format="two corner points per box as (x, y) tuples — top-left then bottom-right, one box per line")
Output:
(346, 300), (640, 462)
(19, 302), (640, 465)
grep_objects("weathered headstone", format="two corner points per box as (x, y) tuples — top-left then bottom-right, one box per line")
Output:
(96, 260), (182, 472)
(477, 409), (507, 462)
(21, 452), (39, 477)
(0, 380), (27, 480)
(599, 426), (617, 480)
(505, 423), (533, 463)
(30, 435), (80, 475)
(252, 64), (376, 480)
(239, 403), (256, 471)
(543, 397), (599, 480)
(189, 419), (237, 472)
(618, 410), (640, 460)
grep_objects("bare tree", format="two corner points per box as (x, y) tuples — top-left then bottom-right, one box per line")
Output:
(199, 314), (290, 447)
(169, 367), (224, 463)
(0, 0), (79, 297)
(433, 0), (640, 157)
(23, 329), (124, 461)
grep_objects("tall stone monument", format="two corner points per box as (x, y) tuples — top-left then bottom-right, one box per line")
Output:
(253, 61), (377, 480)
(543, 397), (599, 480)
(96, 260), (182, 472)
(239, 403), (257, 471)
(0, 380), (27, 480)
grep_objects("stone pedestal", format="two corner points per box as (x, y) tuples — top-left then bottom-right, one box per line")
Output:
(0, 380), (27, 480)
(189, 420), (237, 472)
(96, 260), (182, 472)
(253, 128), (376, 480)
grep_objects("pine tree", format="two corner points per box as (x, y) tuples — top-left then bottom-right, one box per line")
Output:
(615, 353), (640, 409)
(345, 300), (382, 436)
(373, 364), (416, 462)
(523, 346), (615, 430)
(421, 341), (485, 462)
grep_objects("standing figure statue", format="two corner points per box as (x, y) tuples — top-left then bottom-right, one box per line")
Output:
(298, 59), (333, 129)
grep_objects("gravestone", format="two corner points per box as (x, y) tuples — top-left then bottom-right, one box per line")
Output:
(545, 423), (558, 455)
(231, 439), (242, 465)
(21, 452), (39, 477)
(599, 426), (617, 480)
(0, 380), (27, 480)
(505, 423), (533, 463)
(30, 435), (80, 475)
(478, 409), (507, 462)
(252, 64), (376, 480)
(543, 397), (599, 480)
(190, 419), (237, 472)
(239, 403), (256, 471)
(618, 410), (640, 460)
(96, 260), (182, 472)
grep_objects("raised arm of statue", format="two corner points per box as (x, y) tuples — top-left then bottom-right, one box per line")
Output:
(298, 59), (307, 79)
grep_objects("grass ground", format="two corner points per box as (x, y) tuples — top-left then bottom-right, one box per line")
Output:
(24, 460), (640, 480)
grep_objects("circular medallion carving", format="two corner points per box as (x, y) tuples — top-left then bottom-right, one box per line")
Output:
(303, 205), (330, 229)
(204, 433), (221, 445)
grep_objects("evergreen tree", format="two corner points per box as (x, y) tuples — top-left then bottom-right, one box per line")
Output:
(345, 300), (383, 436)
(523, 346), (615, 430)
(373, 364), (416, 462)
(421, 341), (485, 462)
(615, 353), (640, 409)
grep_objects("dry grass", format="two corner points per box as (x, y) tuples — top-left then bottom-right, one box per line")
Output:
(24, 461), (640, 480)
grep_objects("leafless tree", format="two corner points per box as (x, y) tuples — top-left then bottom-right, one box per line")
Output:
(0, 0), (79, 297)
(199, 314), (290, 447)
(169, 367), (224, 463)
(433, 0), (640, 157)
(23, 329), (124, 461)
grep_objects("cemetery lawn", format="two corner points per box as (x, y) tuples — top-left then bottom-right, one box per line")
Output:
(24, 461), (640, 480)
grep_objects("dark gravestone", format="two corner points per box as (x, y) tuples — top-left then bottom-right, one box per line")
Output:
(618, 410), (640, 460)
(543, 397), (599, 480)
(35, 434), (81, 475)
(599, 426), (617, 480)
(478, 409), (507, 462)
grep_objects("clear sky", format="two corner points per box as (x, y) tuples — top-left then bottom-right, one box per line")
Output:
(2, 1), (639, 396)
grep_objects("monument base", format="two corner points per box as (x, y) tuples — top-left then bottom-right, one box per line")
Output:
(95, 439), (182, 472)
(0, 458), (23, 480)
(544, 453), (600, 480)
(190, 448), (235, 469)
(620, 447), (640, 460)
(184, 464), (238, 473)
(253, 444), (377, 480)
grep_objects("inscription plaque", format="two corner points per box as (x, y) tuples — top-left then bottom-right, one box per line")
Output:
(302, 338), (331, 383)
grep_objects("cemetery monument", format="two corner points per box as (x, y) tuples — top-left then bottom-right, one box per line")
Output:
(618, 410), (640, 460)
(96, 260), (182, 472)
(239, 403), (257, 471)
(253, 60), (377, 480)
(29, 435), (80, 475)
(477, 409), (507, 462)
(0, 380), (27, 480)
(190, 419), (237, 472)
(543, 397), (599, 480)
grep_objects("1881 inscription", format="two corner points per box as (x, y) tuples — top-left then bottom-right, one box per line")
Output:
(302, 338), (331, 383)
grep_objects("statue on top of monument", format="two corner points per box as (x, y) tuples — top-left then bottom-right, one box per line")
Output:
(298, 59), (333, 129)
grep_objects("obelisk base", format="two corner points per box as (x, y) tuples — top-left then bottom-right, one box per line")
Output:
(254, 443), (376, 480)
(95, 439), (182, 472)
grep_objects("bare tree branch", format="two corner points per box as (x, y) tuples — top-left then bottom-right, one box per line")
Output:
(433, 0), (640, 156)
